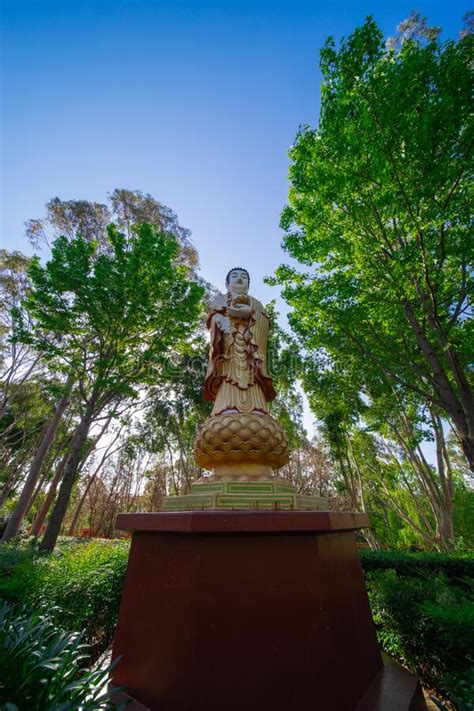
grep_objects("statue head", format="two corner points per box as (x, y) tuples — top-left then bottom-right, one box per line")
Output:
(226, 267), (250, 295)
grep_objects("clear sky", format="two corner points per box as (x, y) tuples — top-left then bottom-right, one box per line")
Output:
(0, 0), (468, 437)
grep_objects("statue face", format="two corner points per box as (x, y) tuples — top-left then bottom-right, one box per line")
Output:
(226, 269), (249, 294)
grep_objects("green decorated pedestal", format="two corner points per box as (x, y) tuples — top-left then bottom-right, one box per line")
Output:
(162, 478), (328, 511)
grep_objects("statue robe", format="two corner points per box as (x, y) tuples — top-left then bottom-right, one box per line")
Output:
(204, 293), (276, 415)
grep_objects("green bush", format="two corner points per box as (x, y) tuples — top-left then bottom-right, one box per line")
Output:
(359, 548), (474, 583)
(0, 539), (130, 660)
(0, 601), (122, 710)
(0, 539), (38, 580)
(366, 569), (474, 709)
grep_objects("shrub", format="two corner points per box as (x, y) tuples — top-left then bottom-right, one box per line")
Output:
(0, 539), (130, 660)
(0, 538), (38, 580)
(359, 548), (474, 583)
(366, 569), (474, 709)
(0, 601), (122, 710)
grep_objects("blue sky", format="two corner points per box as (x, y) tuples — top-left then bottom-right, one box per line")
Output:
(0, 0), (468, 436)
(2, 0), (467, 290)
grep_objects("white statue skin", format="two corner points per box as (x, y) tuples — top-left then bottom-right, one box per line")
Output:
(215, 269), (251, 333)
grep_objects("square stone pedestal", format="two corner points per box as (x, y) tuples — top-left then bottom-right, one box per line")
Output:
(111, 511), (426, 711)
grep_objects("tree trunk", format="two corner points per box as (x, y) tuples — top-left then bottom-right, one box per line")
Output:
(437, 503), (455, 551)
(33, 411), (112, 541)
(24, 468), (49, 518)
(68, 473), (96, 535)
(459, 435), (474, 475)
(67, 416), (116, 535)
(348, 438), (379, 551)
(29, 451), (69, 537)
(39, 398), (96, 552)
(2, 378), (72, 542)
(404, 302), (474, 471)
(430, 409), (455, 551)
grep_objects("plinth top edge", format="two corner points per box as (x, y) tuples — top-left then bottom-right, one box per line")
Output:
(115, 510), (370, 534)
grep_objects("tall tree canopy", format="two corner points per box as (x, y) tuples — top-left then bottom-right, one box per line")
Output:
(4, 223), (203, 549)
(272, 14), (473, 470)
(25, 188), (199, 272)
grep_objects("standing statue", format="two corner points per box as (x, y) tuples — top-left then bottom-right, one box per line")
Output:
(194, 267), (289, 481)
(204, 267), (276, 415)
(162, 267), (326, 510)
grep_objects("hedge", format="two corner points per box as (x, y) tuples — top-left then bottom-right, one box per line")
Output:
(359, 548), (474, 583)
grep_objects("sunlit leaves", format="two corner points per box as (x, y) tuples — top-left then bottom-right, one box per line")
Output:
(274, 15), (473, 456)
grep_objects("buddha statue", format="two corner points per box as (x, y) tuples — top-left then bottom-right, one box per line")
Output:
(162, 267), (326, 509)
(204, 267), (276, 416)
(194, 267), (289, 481)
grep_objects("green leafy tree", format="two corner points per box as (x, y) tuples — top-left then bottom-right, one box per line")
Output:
(272, 14), (474, 469)
(301, 353), (461, 549)
(136, 344), (211, 496)
(7, 223), (202, 551)
(0, 250), (35, 392)
(0, 251), (74, 526)
(26, 188), (200, 273)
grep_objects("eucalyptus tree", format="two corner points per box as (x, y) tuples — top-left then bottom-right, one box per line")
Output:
(0, 250), (64, 518)
(3, 223), (203, 550)
(0, 250), (38, 411)
(272, 13), (474, 468)
(26, 188), (200, 274)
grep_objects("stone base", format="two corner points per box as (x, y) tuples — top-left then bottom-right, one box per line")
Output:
(112, 654), (427, 711)
(112, 511), (427, 711)
(161, 478), (328, 511)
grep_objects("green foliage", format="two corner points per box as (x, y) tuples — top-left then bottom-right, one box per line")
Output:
(11, 221), (205, 551)
(366, 568), (474, 708)
(0, 540), (129, 660)
(453, 485), (474, 549)
(265, 301), (307, 449)
(0, 539), (38, 579)
(25, 189), (199, 271)
(360, 548), (474, 583)
(271, 13), (474, 471)
(0, 601), (120, 710)
(0, 249), (32, 368)
(18, 223), (204, 391)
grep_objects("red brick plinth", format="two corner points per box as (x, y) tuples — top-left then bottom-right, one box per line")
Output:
(112, 511), (426, 711)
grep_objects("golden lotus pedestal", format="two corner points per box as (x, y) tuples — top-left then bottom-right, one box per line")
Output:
(162, 412), (328, 511)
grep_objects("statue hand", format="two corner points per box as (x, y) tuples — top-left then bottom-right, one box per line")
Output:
(214, 313), (231, 334)
(227, 304), (251, 319)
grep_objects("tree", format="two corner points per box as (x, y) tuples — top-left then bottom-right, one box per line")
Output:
(272, 14), (474, 468)
(25, 189), (200, 273)
(0, 251), (77, 526)
(297, 339), (462, 549)
(25, 198), (111, 248)
(136, 345), (211, 495)
(371, 392), (457, 548)
(0, 379), (61, 508)
(9, 223), (202, 551)
(2, 374), (73, 541)
(0, 250), (40, 416)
